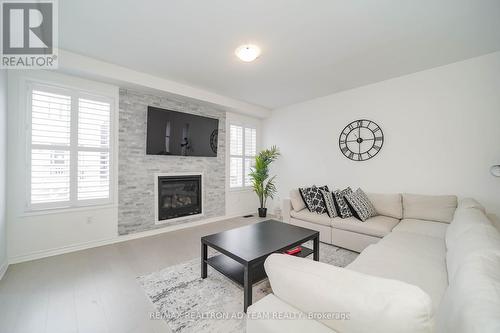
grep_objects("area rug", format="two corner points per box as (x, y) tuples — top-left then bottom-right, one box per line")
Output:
(137, 241), (358, 333)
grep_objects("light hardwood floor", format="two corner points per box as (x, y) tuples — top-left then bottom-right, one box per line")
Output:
(0, 215), (267, 333)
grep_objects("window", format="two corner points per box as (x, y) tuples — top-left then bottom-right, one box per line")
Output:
(229, 124), (257, 188)
(28, 84), (113, 210)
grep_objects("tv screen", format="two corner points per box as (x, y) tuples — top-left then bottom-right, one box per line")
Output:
(146, 106), (219, 157)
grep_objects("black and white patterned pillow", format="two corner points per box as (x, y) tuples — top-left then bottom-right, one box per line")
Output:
(299, 185), (329, 214)
(320, 189), (338, 218)
(333, 187), (354, 218)
(299, 187), (314, 212)
(345, 188), (378, 222)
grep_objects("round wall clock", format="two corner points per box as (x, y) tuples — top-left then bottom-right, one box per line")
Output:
(339, 119), (384, 161)
(210, 129), (218, 154)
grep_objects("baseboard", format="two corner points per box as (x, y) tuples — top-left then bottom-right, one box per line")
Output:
(0, 260), (8, 281)
(8, 212), (256, 265)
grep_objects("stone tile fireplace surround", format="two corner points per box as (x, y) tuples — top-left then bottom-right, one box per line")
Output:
(118, 88), (226, 235)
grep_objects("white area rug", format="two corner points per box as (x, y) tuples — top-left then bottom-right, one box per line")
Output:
(138, 242), (358, 333)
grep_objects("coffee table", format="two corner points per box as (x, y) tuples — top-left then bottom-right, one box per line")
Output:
(201, 219), (319, 312)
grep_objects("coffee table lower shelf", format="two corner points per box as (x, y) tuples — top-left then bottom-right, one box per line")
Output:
(204, 246), (314, 287)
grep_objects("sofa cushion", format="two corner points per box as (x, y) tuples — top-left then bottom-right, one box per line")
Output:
(348, 241), (448, 310)
(290, 189), (306, 212)
(290, 209), (332, 227)
(247, 294), (334, 333)
(458, 197), (485, 213)
(378, 230), (447, 263)
(446, 223), (500, 281)
(332, 215), (399, 238)
(367, 192), (403, 219)
(393, 219), (448, 239)
(344, 188), (377, 222)
(403, 193), (457, 223)
(445, 206), (492, 250)
(265, 254), (435, 333)
(436, 250), (500, 333)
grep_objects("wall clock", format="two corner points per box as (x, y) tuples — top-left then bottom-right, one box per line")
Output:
(210, 129), (218, 154)
(339, 119), (384, 161)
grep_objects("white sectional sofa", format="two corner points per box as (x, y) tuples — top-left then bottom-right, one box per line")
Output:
(285, 189), (457, 252)
(247, 194), (500, 333)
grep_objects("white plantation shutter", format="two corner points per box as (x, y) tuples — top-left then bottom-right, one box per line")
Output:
(229, 124), (257, 188)
(31, 149), (70, 204)
(244, 128), (257, 186)
(78, 151), (110, 200)
(77, 98), (111, 201)
(244, 128), (256, 156)
(78, 98), (110, 148)
(30, 90), (72, 206)
(31, 90), (71, 145)
(230, 125), (243, 188)
(28, 84), (113, 210)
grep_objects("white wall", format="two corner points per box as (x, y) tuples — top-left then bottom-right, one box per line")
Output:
(225, 112), (262, 216)
(0, 69), (7, 277)
(263, 52), (500, 216)
(7, 71), (119, 262)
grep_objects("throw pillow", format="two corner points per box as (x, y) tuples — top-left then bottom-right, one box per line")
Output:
(299, 185), (329, 214)
(320, 189), (338, 218)
(345, 188), (378, 222)
(333, 187), (354, 219)
(299, 186), (314, 212)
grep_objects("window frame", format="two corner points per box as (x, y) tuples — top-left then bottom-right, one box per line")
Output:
(25, 81), (115, 211)
(229, 123), (257, 190)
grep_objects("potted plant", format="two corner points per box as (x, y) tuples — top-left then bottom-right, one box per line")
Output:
(249, 146), (280, 217)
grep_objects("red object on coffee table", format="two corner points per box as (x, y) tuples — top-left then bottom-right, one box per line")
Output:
(285, 246), (302, 255)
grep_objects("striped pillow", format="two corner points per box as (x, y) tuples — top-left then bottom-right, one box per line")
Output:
(345, 188), (378, 222)
(321, 189), (338, 218)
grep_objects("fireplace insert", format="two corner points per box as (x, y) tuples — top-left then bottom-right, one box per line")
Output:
(157, 175), (202, 221)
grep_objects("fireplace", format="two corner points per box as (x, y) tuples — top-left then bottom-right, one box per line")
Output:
(157, 175), (202, 221)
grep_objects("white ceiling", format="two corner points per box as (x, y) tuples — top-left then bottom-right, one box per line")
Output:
(60, 0), (500, 109)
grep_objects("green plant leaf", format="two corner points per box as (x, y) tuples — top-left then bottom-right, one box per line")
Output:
(248, 146), (280, 209)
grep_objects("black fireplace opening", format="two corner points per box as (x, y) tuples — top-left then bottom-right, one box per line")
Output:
(158, 175), (202, 221)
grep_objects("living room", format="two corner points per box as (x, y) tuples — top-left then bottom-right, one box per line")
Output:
(0, 1), (499, 333)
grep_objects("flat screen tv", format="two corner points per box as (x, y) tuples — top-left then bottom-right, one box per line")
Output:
(146, 106), (219, 157)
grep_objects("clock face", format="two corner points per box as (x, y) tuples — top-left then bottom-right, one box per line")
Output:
(210, 129), (218, 154)
(339, 119), (383, 161)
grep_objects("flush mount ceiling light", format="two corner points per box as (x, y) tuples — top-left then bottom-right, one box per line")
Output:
(235, 44), (261, 62)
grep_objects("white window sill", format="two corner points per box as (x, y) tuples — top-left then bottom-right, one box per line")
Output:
(20, 203), (117, 217)
(229, 187), (254, 193)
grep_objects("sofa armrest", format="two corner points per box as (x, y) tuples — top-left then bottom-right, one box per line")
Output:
(264, 254), (434, 333)
(282, 198), (292, 223)
(247, 294), (335, 333)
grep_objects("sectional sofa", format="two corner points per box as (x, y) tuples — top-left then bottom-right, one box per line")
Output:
(247, 191), (500, 333)
(285, 189), (457, 252)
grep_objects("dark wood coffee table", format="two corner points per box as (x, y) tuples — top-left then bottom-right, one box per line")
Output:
(201, 219), (319, 312)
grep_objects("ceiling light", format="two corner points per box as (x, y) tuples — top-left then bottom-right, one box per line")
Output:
(235, 44), (261, 62)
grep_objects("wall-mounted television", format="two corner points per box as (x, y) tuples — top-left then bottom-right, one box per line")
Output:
(146, 106), (219, 157)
